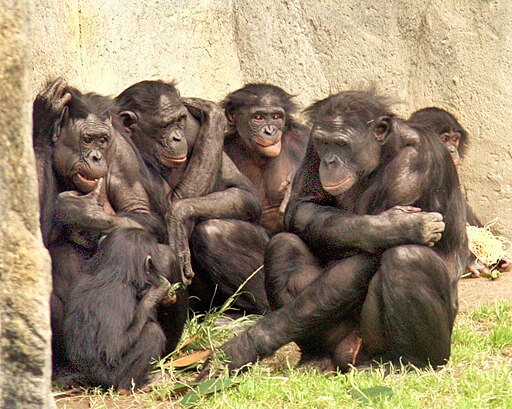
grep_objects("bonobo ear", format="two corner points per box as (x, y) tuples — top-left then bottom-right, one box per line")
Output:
(119, 110), (138, 131)
(226, 109), (236, 125)
(52, 106), (69, 143)
(144, 255), (154, 275)
(373, 116), (393, 143)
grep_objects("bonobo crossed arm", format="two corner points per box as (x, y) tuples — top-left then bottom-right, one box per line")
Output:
(285, 140), (445, 255)
(115, 80), (268, 315)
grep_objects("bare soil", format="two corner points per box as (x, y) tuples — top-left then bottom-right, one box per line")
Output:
(458, 271), (512, 310)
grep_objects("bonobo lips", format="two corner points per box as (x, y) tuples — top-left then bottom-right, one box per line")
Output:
(159, 152), (188, 167)
(73, 173), (99, 193)
(255, 139), (282, 157)
(322, 175), (356, 196)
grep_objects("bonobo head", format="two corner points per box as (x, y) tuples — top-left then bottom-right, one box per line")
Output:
(51, 88), (115, 194)
(306, 90), (419, 197)
(95, 228), (172, 291)
(409, 107), (468, 166)
(222, 83), (298, 158)
(115, 80), (200, 170)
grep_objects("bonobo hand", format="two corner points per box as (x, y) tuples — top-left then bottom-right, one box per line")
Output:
(166, 201), (195, 286)
(182, 97), (226, 130)
(142, 276), (171, 310)
(54, 178), (113, 231)
(465, 257), (491, 278)
(380, 206), (445, 247)
(33, 77), (72, 135)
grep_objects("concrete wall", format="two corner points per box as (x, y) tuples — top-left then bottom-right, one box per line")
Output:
(30, 0), (512, 236)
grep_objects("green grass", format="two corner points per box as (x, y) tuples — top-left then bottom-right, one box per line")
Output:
(55, 301), (512, 409)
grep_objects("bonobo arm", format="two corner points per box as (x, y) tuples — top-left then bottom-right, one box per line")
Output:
(32, 78), (72, 246)
(54, 137), (167, 242)
(103, 277), (170, 363)
(166, 153), (263, 285)
(285, 142), (445, 253)
(171, 98), (226, 200)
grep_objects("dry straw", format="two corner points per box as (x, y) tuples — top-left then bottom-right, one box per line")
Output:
(467, 218), (512, 269)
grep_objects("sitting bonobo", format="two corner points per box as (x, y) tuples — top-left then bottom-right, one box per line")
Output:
(65, 228), (174, 392)
(32, 78), (175, 375)
(200, 90), (467, 377)
(115, 80), (270, 314)
(222, 84), (310, 234)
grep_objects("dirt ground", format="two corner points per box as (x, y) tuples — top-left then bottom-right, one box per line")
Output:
(458, 271), (512, 310)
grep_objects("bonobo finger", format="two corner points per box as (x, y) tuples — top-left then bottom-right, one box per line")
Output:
(57, 190), (82, 200)
(497, 259), (511, 272)
(426, 212), (444, 222)
(85, 178), (104, 199)
(430, 221), (446, 233)
(394, 205), (422, 213)
(182, 97), (206, 121)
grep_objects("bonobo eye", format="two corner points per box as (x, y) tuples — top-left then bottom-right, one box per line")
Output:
(83, 136), (93, 145)
(272, 113), (283, 121)
(177, 115), (187, 127)
(373, 116), (392, 142)
(253, 114), (264, 121)
(160, 123), (171, 130)
(98, 136), (109, 148)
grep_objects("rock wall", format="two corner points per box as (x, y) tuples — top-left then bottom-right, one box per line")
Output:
(1, 1), (53, 407)
(30, 0), (512, 235)
(0, 0), (510, 405)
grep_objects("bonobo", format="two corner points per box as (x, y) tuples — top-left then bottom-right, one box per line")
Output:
(32, 78), (168, 372)
(115, 80), (270, 314)
(64, 228), (181, 391)
(222, 84), (310, 233)
(409, 107), (510, 276)
(201, 90), (468, 375)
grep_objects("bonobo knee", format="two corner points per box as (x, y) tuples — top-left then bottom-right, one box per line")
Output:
(380, 244), (448, 283)
(265, 232), (308, 260)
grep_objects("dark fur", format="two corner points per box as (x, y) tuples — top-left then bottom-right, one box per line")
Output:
(203, 90), (468, 375)
(64, 228), (184, 390)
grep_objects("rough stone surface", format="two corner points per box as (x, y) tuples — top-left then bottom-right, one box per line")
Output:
(0, 1), (53, 408)
(1, 1), (511, 406)
(30, 0), (512, 236)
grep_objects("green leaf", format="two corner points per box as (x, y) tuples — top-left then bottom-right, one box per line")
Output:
(350, 386), (393, 403)
(180, 378), (237, 407)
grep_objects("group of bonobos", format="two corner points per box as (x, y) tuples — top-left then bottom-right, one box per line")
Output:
(32, 77), (501, 392)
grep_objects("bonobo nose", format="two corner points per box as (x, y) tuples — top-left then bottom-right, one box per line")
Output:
(88, 150), (103, 162)
(325, 153), (336, 165)
(263, 125), (277, 137)
(172, 131), (183, 141)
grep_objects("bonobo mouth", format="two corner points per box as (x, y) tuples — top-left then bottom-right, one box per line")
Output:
(322, 175), (356, 196)
(73, 173), (100, 193)
(159, 152), (188, 167)
(255, 139), (282, 157)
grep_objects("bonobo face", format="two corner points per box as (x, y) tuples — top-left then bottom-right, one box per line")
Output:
(147, 94), (189, 168)
(52, 112), (112, 193)
(311, 107), (388, 197)
(234, 98), (286, 157)
(439, 129), (461, 166)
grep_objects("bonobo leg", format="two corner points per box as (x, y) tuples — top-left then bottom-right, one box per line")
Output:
(265, 233), (364, 370)
(49, 242), (90, 372)
(264, 233), (322, 311)
(359, 245), (455, 369)
(189, 219), (270, 314)
(206, 253), (379, 372)
(111, 321), (166, 391)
